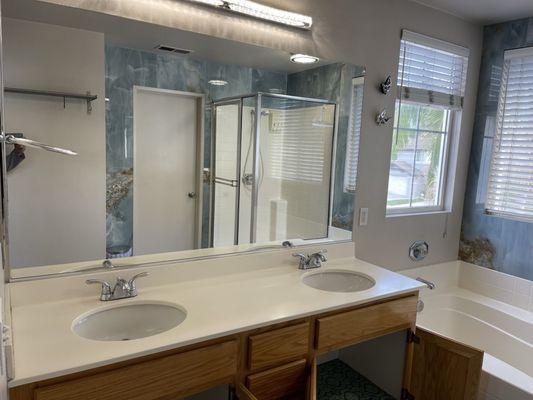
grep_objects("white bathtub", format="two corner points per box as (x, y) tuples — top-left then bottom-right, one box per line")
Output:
(403, 262), (533, 400)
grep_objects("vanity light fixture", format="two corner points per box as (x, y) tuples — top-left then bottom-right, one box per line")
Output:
(186, 0), (313, 30)
(290, 54), (319, 64)
(208, 79), (229, 86)
(189, 0), (225, 6)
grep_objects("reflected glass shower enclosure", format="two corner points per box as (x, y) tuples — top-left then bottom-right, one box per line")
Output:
(210, 93), (337, 247)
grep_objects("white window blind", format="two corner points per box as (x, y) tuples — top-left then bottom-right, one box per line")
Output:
(398, 30), (469, 109)
(343, 77), (364, 193)
(485, 47), (533, 222)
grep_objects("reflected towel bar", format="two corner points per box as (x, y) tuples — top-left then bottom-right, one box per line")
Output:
(5, 87), (97, 114)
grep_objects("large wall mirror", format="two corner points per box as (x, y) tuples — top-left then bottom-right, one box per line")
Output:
(1, 0), (365, 279)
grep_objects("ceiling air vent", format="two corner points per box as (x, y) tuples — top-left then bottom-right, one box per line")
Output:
(154, 45), (193, 55)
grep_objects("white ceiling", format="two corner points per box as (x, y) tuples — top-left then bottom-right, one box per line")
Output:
(411, 0), (533, 24)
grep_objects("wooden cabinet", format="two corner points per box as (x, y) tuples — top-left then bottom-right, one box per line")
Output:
(315, 295), (418, 352)
(245, 359), (308, 400)
(11, 293), (483, 400)
(407, 327), (483, 400)
(32, 340), (238, 400)
(248, 323), (309, 371)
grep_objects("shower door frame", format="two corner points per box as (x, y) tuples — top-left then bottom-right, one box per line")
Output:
(210, 92), (338, 246)
(210, 97), (244, 247)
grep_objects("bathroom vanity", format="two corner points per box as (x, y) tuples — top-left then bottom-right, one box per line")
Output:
(7, 256), (483, 400)
(10, 289), (417, 399)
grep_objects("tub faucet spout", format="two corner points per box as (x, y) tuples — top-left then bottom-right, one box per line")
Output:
(416, 277), (436, 290)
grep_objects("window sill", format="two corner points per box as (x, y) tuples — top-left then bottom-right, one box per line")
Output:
(386, 209), (451, 219)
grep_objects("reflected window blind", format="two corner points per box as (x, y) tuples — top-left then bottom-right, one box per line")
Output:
(398, 30), (469, 108)
(485, 47), (533, 222)
(343, 78), (364, 193)
(269, 106), (333, 183)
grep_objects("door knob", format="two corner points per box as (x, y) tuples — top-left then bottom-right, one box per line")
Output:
(187, 192), (197, 198)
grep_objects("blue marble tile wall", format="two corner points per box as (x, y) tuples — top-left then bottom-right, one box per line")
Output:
(461, 18), (533, 280)
(287, 63), (365, 231)
(105, 44), (286, 254)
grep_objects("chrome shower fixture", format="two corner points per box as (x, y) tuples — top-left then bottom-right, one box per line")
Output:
(376, 109), (391, 126)
(380, 75), (392, 94)
(409, 241), (429, 261)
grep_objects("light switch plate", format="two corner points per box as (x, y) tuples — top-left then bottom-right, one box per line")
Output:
(359, 208), (368, 226)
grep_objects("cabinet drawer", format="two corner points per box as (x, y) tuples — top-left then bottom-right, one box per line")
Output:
(315, 295), (417, 352)
(246, 359), (308, 400)
(248, 323), (309, 371)
(34, 340), (238, 400)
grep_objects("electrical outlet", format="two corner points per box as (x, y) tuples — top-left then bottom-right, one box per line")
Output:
(359, 208), (369, 226)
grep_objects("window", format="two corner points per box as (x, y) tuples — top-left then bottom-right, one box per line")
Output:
(344, 77), (365, 193)
(386, 30), (469, 214)
(485, 48), (533, 222)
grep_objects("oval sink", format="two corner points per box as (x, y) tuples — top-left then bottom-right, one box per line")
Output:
(302, 269), (375, 293)
(72, 302), (186, 341)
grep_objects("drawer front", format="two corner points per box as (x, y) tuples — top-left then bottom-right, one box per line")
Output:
(248, 322), (309, 371)
(246, 359), (308, 400)
(315, 295), (417, 352)
(34, 340), (238, 400)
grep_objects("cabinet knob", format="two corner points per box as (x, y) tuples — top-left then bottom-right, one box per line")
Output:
(187, 192), (197, 198)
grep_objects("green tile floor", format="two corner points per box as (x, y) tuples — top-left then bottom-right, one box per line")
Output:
(317, 359), (395, 400)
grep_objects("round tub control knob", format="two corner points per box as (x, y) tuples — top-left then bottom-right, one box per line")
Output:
(409, 240), (429, 261)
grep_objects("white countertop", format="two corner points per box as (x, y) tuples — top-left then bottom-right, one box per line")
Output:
(8, 256), (423, 387)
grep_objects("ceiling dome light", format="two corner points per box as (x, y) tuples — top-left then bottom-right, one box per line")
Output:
(290, 54), (319, 64)
(208, 79), (229, 86)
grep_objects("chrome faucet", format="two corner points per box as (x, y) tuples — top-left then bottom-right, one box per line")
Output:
(415, 277), (436, 290)
(293, 250), (327, 270)
(86, 272), (149, 301)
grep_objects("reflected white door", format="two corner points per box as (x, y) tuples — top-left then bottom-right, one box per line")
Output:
(133, 87), (199, 256)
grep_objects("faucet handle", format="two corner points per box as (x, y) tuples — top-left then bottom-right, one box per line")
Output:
(313, 249), (327, 262)
(128, 272), (149, 290)
(86, 279), (112, 301)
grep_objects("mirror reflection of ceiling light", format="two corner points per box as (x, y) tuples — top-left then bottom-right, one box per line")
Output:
(290, 54), (319, 64)
(189, 0), (225, 6)
(209, 79), (229, 86)
(186, 0), (313, 30)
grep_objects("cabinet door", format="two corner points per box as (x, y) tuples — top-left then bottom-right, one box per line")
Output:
(307, 359), (316, 400)
(409, 328), (483, 400)
(32, 341), (238, 400)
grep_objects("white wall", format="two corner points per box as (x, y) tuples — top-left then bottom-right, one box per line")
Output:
(3, 18), (106, 268)
(37, 0), (482, 270)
